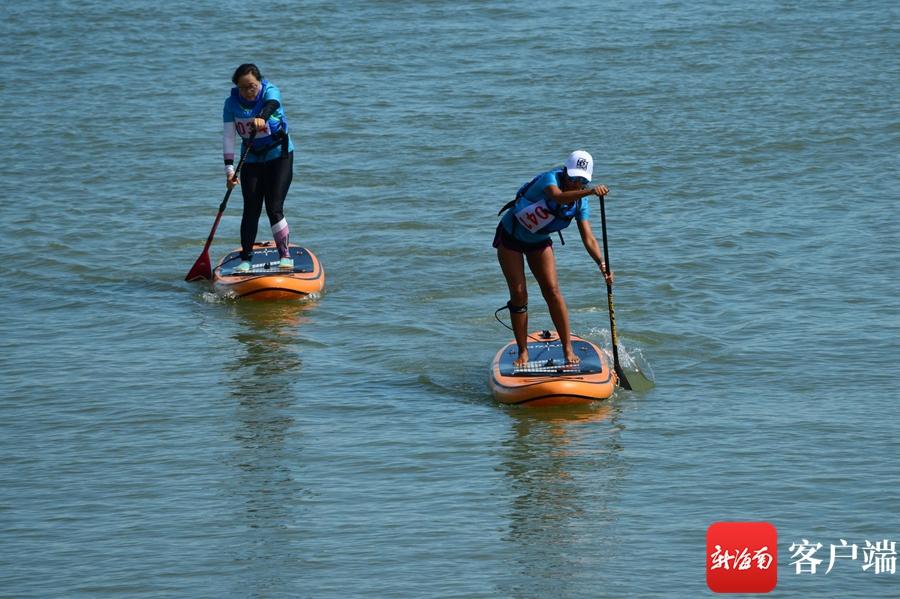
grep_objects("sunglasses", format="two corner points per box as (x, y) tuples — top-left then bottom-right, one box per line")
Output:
(570, 176), (589, 188)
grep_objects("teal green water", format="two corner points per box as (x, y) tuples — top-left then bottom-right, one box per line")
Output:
(2, 1), (898, 597)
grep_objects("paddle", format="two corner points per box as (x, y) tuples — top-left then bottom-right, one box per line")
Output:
(598, 194), (633, 390)
(185, 130), (256, 282)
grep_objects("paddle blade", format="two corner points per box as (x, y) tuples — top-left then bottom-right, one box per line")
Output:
(185, 251), (213, 282)
(622, 367), (654, 392)
(614, 364), (634, 390)
(600, 339), (655, 392)
(617, 345), (655, 392)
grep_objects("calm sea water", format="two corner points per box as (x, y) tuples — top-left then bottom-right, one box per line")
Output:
(2, 1), (898, 597)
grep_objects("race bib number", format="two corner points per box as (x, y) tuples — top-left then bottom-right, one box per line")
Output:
(515, 199), (554, 233)
(235, 117), (270, 138)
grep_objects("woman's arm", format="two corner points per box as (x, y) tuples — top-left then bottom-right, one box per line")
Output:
(251, 83), (282, 131)
(223, 120), (237, 187)
(577, 219), (613, 283)
(223, 121), (236, 165)
(545, 184), (609, 206)
(251, 100), (280, 131)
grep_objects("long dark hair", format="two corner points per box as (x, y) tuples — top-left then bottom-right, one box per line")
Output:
(232, 63), (263, 84)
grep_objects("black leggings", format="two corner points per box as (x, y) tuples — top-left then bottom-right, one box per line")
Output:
(239, 151), (294, 260)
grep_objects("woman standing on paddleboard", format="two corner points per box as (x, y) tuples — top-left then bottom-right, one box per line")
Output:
(494, 150), (613, 367)
(223, 63), (295, 272)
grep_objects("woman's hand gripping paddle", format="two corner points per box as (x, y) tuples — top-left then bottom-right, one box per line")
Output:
(599, 195), (633, 390)
(185, 130), (256, 282)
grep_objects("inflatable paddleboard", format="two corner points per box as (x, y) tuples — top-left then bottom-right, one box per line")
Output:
(489, 330), (616, 407)
(213, 242), (324, 300)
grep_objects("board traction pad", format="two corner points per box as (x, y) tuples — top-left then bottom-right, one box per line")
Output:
(219, 246), (314, 276)
(498, 339), (605, 377)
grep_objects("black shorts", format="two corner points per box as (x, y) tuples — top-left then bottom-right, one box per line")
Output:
(492, 223), (552, 254)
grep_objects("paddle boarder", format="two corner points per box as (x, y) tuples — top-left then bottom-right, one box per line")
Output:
(494, 150), (613, 367)
(223, 63), (295, 272)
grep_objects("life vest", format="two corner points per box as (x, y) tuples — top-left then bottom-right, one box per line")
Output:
(230, 81), (290, 158)
(498, 168), (578, 236)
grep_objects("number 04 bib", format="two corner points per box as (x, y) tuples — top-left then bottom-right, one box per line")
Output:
(515, 199), (554, 233)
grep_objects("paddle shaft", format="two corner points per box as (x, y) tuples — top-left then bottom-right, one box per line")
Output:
(599, 195), (632, 390)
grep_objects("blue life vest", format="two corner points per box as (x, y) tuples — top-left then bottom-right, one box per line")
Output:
(226, 80), (292, 160)
(499, 168), (579, 236)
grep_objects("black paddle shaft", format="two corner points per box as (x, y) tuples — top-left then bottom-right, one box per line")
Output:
(599, 195), (632, 390)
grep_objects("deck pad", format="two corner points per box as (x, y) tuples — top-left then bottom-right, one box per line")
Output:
(219, 246), (315, 276)
(499, 339), (605, 377)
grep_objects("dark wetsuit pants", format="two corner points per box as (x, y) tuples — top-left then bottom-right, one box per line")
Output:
(239, 151), (294, 261)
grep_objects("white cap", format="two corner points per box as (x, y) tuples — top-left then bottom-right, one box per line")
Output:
(564, 150), (593, 181)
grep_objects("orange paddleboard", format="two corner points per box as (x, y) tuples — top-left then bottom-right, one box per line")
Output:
(489, 330), (616, 407)
(213, 242), (324, 301)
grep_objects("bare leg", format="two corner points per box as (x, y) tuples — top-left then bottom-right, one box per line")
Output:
(526, 246), (579, 364)
(497, 245), (529, 366)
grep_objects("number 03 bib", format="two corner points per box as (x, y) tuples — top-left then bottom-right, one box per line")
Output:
(234, 117), (271, 138)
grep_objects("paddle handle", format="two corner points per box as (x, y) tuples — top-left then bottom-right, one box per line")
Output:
(599, 195), (632, 390)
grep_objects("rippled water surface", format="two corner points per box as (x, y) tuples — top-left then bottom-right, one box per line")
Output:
(2, 1), (898, 597)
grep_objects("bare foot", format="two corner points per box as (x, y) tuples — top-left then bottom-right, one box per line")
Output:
(563, 345), (581, 365)
(513, 348), (529, 368)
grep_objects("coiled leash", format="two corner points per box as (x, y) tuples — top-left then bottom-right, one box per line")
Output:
(495, 302), (547, 343)
(494, 300), (526, 327)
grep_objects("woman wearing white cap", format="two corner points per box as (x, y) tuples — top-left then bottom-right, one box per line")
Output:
(493, 150), (612, 366)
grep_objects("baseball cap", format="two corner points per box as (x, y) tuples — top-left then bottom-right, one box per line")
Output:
(564, 150), (593, 181)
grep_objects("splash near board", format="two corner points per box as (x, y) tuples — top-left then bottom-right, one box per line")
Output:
(489, 330), (616, 407)
(213, 242), (324, 300)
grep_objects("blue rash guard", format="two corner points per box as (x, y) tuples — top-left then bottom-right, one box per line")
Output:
(222, 80), (294, 164)
(500, 168), (591, 244)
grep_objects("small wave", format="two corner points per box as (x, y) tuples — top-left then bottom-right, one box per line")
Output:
(585, 326), (656, 391)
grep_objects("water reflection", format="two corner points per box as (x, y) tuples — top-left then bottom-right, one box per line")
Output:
(498, 404), (627, 599)
(222, 300), (317, 595)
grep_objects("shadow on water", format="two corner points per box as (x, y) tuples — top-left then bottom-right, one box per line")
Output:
(220, 300), (318, 595)
(497, 403), (629, 599)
